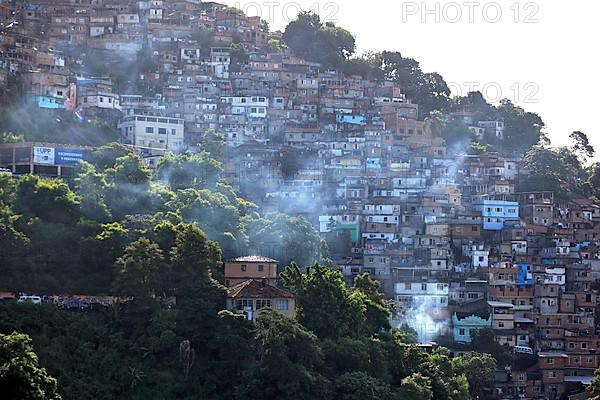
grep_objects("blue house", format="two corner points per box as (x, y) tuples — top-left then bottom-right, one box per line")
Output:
(366, 158), (382, 169)
(477, 200), (519, 230)
(336, 114), (366, 125)
(33, 96), (66, 109)
(452, 311), (492, 343)
(516, 264), (533, 286)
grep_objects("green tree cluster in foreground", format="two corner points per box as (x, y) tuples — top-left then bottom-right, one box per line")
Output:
(0, 141), (319, 293)
(0, 256), (498, 399)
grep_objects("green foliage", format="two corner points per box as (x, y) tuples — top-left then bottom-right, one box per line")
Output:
(451, 352), (497, 398)
(281, 264), (388, 339)
(334, 371), (391, 400)
(496, 99), (545, 153)
(518, 143), (586, 199)
(351, 273), (391, 334)
(570, 131), (595, 160)
(0, 331), (61, 400)
(588, 366), (600, 400)
(267, 38), (283, 53)
(0, 131), (23, 143)
(283, 12), (355, 69)
(237, 309), (330, 400)
(14, 175), (80, 224)
(200, 129), (226, 161)
(74, 162), (111, 222)
(397, 323), (419, 344)
(230, 43), (249, 72)
(247, 213), (320, 267)
(155, 151), (222, 190)
(469, 328), (513, 368)
(398, 373), (433, 400)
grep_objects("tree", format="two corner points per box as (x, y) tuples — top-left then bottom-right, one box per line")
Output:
(113, 238), (163, 300)
(282, 12), (322, 60)
(397, 373), (433, 400)
(396, 323), (418, 344)
(470, 328), (513, 367)
(451, 352), (496, 399)
(246, 213), (320, 267)
(74, 161), (111, 222)
(0, 131), (23, 143)
(497, 99), (545, 154)
(111, 153), (151, 186)
(0, 332), (61, 400)
(112, 238), (164, 332)
(519, 144), (585, 199)
(283, 12), (355, 69)
(281, 263), (367, 339)
(236, 309), (330, 400)
(201, 130), (226, 161)
(88, 143), (132, 171)
(334, 371), (391, 400)
(14, 175), (80, 225)
(570, 131), (595, 161)
(350, 273), (391, 335)
(170, 224), (226, 354)
(229, 43), (248, 72)
(588, 366), (600, 400)
(155, 151), (223, 191)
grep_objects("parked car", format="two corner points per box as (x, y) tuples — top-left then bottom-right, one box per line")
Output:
(88, 301), (110, 311)
(17, 295), (42, 304)
(64, 299), (81, 310)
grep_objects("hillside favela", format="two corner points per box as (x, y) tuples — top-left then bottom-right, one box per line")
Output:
(0, 1), (599, 399)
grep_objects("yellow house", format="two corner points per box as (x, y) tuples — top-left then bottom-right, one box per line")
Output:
(226, 279), (296, 319)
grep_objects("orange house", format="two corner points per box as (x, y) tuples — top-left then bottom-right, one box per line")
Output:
(224, 256), (278, 287)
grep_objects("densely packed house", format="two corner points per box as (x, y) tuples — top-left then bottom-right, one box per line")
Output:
(2, 1), (599, 398)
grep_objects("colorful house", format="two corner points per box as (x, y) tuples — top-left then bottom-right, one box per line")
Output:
(477, 200), (519, 230)
(452, 311), (492, 343)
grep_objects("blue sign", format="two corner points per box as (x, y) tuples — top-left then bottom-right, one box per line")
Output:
(55, 148), (86, 165)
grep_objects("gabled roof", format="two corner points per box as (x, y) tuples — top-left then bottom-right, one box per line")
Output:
(228, 256), (278, 263)
(228, 279), (294, 299)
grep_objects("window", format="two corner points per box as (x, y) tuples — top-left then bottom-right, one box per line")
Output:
(145, 127), (154, 133)
(258, 265), (264, 272)
(256, 299), (271, 309)
(459, 328), (465, 335)
(158, 128), (167, 135)
(241, 264), (247, 272)
(498, 322), (505, 328)
(276, 299), (289, 311)
(171, 129), (177, 136)
(236, 299), (253, 310)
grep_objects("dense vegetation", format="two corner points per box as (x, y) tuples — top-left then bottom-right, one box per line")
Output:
(0, 262), (498, 400)
(0, 138), (319, 293)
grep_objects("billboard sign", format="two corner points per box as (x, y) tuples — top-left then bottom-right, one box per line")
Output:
(33, 147), (87, 165)
(33, 147), (55, 164)
(56, 148), (86, 165)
